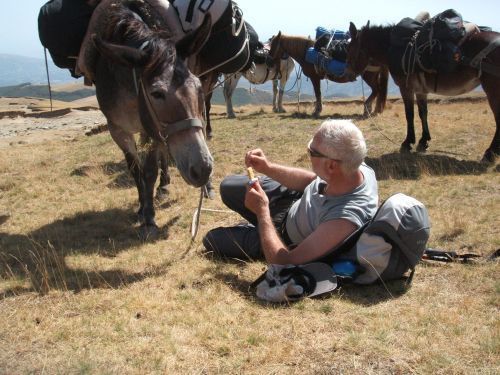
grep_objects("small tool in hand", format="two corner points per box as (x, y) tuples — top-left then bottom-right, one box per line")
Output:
(247, 167), (258, 186)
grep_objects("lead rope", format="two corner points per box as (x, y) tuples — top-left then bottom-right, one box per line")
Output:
(43, 48), (53, 112)
(360, 77), (398, 146)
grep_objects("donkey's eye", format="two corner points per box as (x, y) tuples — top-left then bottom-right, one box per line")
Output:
(150, 91), (166, 100)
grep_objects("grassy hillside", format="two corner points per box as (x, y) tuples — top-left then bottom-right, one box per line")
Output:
(0, 98), (498, 373)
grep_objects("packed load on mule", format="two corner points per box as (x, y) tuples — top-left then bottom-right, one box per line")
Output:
(389, 9), (487, 76)
(38, 0), (262, 85)
(38, 0), (97, 78)
(305, 27), (351, 77)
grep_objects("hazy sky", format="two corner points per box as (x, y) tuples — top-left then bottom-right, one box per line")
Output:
(2, 0), (499, 59)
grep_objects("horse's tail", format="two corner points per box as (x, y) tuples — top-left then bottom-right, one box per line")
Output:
(376, 66), (389, 114)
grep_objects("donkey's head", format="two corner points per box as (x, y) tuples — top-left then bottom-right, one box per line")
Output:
(93, 3), (213, 187)
(343, 21), (371, 81)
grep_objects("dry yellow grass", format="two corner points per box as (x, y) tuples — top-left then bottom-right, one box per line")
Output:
(0, 96), (499, 373)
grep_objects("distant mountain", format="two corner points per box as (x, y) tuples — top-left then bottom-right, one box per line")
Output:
(0, 54), (79, 86)
(0, 53), (406, 105)
(0, 82), (95, 102)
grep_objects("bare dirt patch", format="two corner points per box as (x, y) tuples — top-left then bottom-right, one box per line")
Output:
(0, 96), (105, 148)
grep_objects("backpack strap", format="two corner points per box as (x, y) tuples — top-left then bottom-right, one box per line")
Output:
(315, 221), (369, 264)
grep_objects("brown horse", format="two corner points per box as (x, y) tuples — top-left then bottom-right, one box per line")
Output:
(268, 32), (389, 117)
(85, 0), (213, 237)
(344, 22), (500, 163)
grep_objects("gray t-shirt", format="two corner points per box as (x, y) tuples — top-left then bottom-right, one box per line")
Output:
(285, 163), (378, 245)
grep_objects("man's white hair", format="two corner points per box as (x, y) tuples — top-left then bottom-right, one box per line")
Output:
(316, 119), (367, 174)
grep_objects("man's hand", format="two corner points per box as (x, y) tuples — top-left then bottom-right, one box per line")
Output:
(245, 149), (270, 174)
(244, 180), (270, 217)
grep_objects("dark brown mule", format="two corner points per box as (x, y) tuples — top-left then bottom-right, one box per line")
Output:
(268, 32), (389, 117)
(90, 0), (213, 237)
(344, 22), (500, 163)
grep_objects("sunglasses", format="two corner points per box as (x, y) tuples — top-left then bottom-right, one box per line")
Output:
(307, 140), (341, 161)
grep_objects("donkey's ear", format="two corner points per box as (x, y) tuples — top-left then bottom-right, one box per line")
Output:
(349, 22), (358, 38)
(366, 20), (370, 29)
(92, 34), (148, 67)
(176, 14), (212, 58)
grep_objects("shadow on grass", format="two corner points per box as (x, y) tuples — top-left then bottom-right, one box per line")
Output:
(0, 208), (179, 298)
(366, 152), (489, 180)
(273, 111), (367, 121)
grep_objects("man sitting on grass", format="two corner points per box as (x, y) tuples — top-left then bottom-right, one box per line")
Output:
(203, 119), (378, 264)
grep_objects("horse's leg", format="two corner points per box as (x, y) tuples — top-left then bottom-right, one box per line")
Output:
(480, 76), (500, 163)
(374, 66), (389, 114)
(156, 143), (170, 200)
(223, 73), (238, 119)
(311, 77), (322, 117)
(399, 88), (416, 153)
(277, 78), (286, 113)
(108, 124), (146, 221)
(272, 79), (279, 112)
(416, 93), (431, 153)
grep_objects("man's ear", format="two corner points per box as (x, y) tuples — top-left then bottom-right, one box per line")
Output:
(326, 159), (340, 173)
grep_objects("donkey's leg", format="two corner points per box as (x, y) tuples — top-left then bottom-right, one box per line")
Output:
(311, 77), (322, 117)
(374, 67), (389, 114)
(205, 93), (213, 139)
(223, 74), (238, 119)
(156, 143), (170, 200)
(416, 93), (431, 152)
(362, 72), (376, 116)
(480, 76), (500, 163)
(399, 88), (416, 153)
(108, 124), (146, 221)
(139, 143), (160, 238)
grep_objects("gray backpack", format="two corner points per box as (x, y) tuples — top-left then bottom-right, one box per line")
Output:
(344, 193), (431, 284)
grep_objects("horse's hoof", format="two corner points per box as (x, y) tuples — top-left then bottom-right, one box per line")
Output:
(206, 132), (213, 140)
(227, 113), (236, 119)
(278, 108), (286, 113)
(272, 108), (279, 113)
(139, 224), (159, 241)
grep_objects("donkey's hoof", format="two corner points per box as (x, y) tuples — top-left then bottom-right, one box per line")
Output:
(204, 187), (216, 200)
(400, 143), (412, 153)
(139, 224), (159, 241)
(481, 149), (498, 164)
(155, 186), (169, 201)
(416, 142), (428, 153)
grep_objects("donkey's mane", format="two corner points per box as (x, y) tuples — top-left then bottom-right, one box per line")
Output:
(103, 2), (176, 75)
(359, 24), (393, 50)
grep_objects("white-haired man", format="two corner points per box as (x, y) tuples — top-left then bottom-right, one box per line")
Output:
(203, 119), (378, 264)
